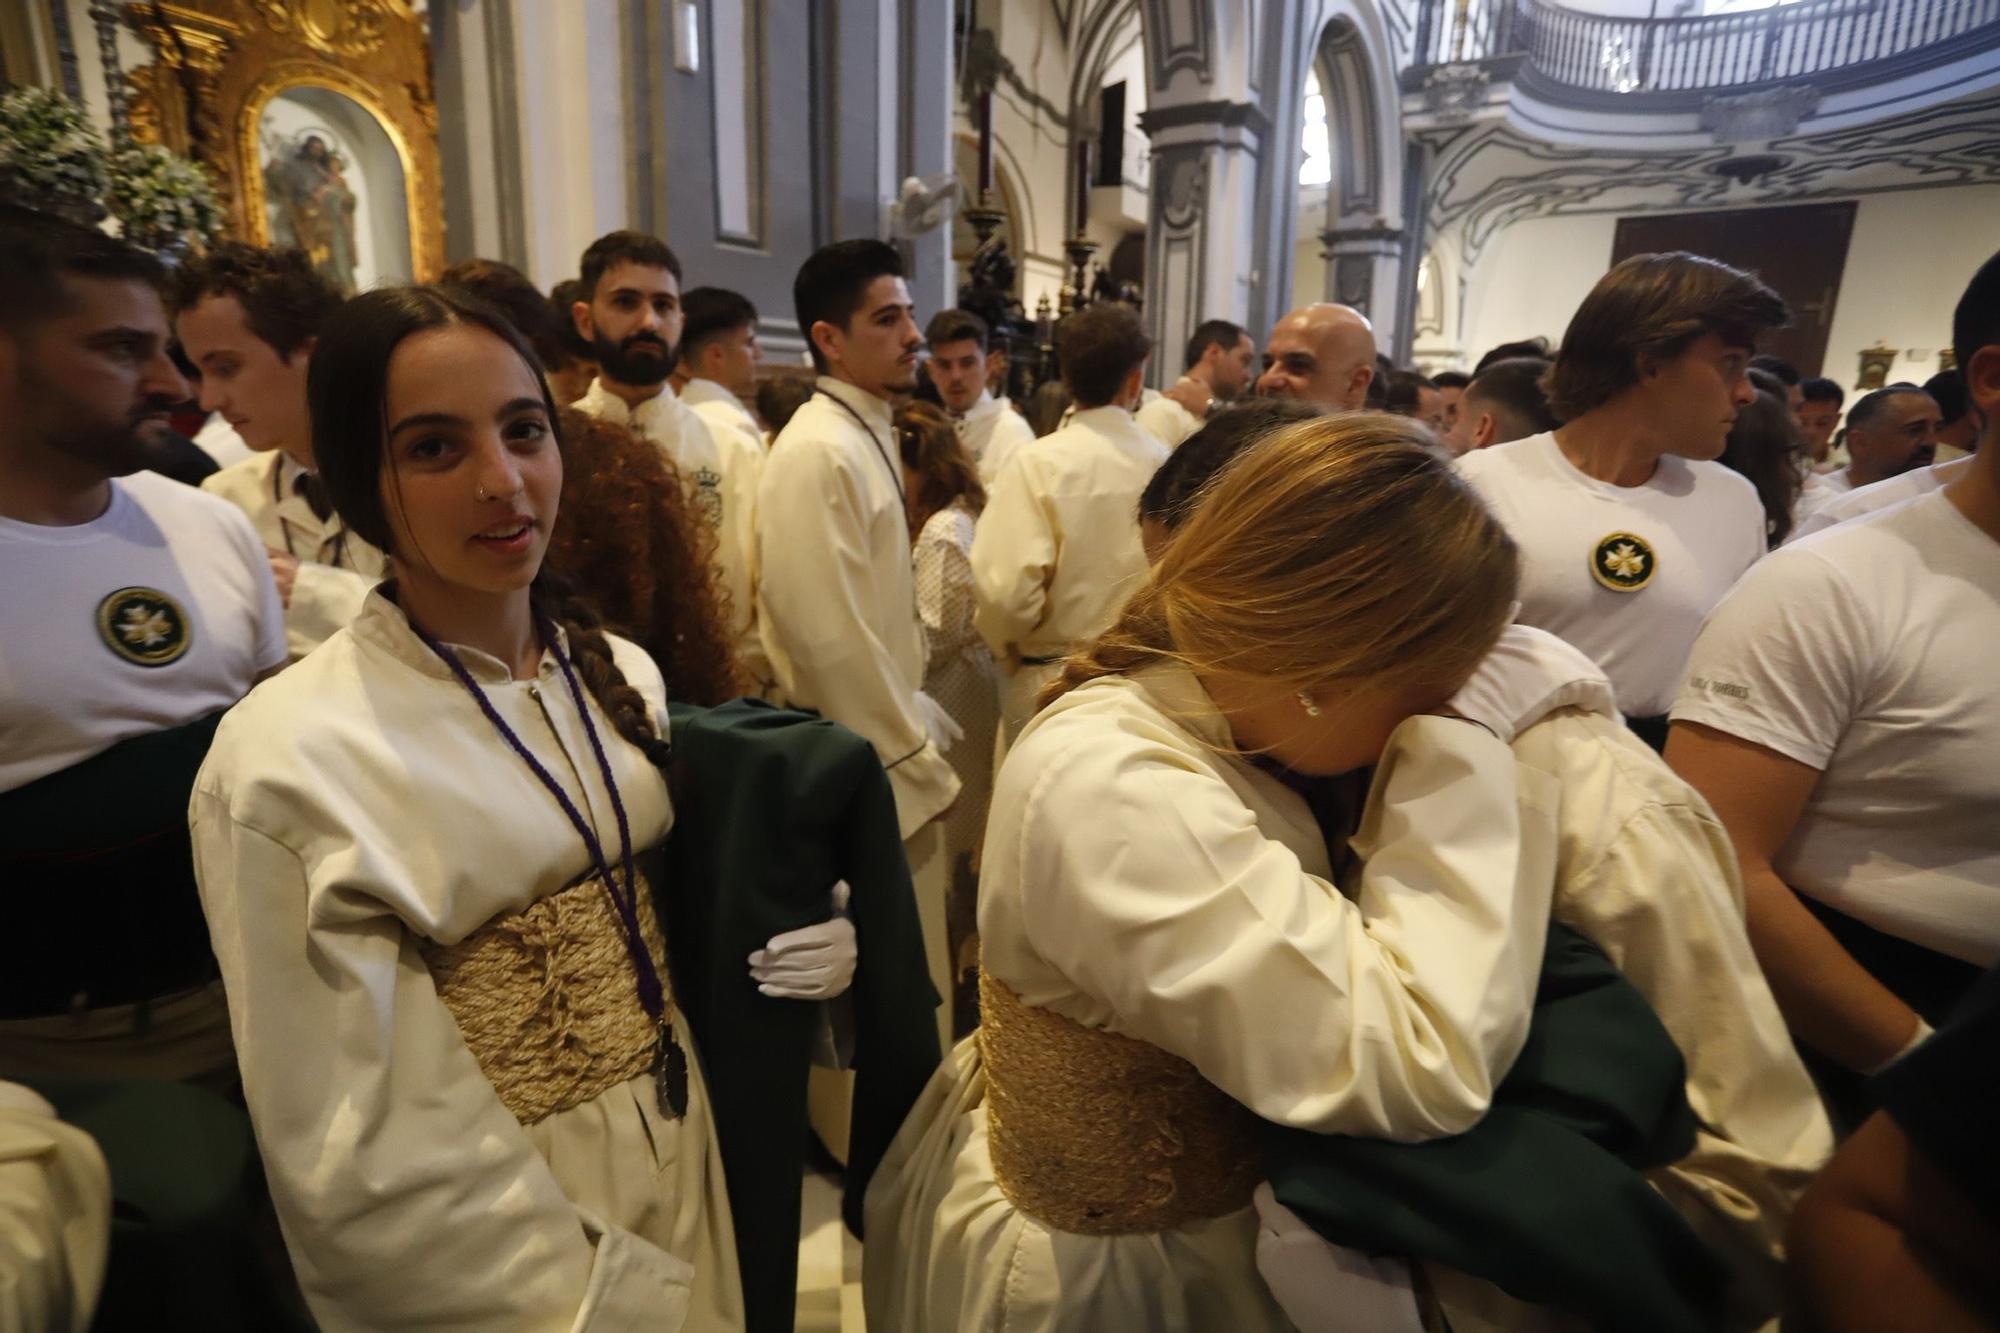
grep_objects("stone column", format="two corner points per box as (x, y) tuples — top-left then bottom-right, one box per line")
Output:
(1319, 219), (1405, 328)
(1136, 100), (1266, 388)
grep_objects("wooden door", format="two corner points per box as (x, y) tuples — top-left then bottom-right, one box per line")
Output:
(1612, 202), (1857, 376)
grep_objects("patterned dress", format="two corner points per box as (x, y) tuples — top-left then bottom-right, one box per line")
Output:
(915, 501), (1000, 1036)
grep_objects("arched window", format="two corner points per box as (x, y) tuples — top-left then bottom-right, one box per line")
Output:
(1299, 66), (1331, 188)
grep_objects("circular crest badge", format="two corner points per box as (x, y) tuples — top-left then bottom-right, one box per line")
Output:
(96, 586), (192, 667)
(1590, 532), (1656, 593)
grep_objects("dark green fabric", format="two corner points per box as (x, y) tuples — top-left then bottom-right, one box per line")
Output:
(655, 699), (941, 1333)
(0, 712), (224, 1016)
(29, 1078), (312, 1331)
(1261, 923), (1729, 1333)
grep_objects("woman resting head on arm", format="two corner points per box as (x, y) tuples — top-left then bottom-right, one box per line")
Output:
(190, 286), (746, 1331)
(864, 412), (1568, 1333)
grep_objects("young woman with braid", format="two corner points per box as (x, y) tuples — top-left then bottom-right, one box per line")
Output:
(188, 287), (746, 1330)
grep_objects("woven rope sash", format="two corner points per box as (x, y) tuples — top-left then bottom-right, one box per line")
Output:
(979, 969), (1260, 1235)
(420, 869), (671, 1126)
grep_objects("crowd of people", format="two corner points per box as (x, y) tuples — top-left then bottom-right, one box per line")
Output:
(1, 193), (1994, 1333)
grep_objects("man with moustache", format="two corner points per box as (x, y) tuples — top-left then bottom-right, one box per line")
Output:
(1458, 253), (1785, 749)
(1254, 302), (1377, 409)
(0, 207), (285, 1085)
(570, 230), (763, 682)
(1797, 385), (1943, 526)
(757, 239), (962, 1067)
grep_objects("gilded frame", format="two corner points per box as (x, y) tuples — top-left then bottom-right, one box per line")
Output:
(123, 0), (443, 281)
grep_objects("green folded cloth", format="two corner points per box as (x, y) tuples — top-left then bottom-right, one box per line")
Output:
(1261, 922), (1729, 1333)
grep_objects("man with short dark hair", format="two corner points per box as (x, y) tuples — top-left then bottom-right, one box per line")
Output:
(1750, 354), (1804, 416)
(757, 239), (961, 1056)
(1830, 385), (1941, 490)
(1924, 368), (1983, 461)
(971, 303), (1166, 739)
(1383, 368), (1447, 434)
(1134, 317), (1255, 448)
(570, 231), (765, 685)
(173, 242), (385, 660)
(1430, 368), (1470, 438)
(0, 207), (284, 1084)
(1443, 357), (1558, 455)
(1255, 303), (1377, 409)
(1474, 336), (1551, 376)
(545, 277), (599, 406)
(679, 285), (764, 451)
(1137, 397), (1324, 559)
(1458, 252), (1786, 745)
(1797, 377), (1844, 467)
(923, 308), (1034, 482)
(1667, 249), (2000, 1107)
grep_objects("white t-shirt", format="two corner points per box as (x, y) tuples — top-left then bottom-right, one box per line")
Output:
(0, 471), (285, 792)
(1786, 456), (1972, 544)
(1672, 491), (2000, 965)
(1457, 432), (1766, 718)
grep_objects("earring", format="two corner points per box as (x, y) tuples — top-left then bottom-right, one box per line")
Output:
(1296, 691), (1322, 718)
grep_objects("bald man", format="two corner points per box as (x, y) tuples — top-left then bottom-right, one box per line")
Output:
(1255, 303), (1376, 409)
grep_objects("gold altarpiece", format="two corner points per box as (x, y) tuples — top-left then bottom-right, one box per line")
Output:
(122, 0), (442, 283)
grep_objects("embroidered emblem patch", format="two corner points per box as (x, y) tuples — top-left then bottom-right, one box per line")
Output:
(96, 586), (191, 667)
(691, 467), (724, 525)
(1590, 533), (1656, 593)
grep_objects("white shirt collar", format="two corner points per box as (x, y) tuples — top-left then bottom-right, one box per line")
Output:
(815, 375), (894, 434)
(350, 586), (571, 686)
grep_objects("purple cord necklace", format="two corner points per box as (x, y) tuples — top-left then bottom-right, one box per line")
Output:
(410, 611), (688, 1119)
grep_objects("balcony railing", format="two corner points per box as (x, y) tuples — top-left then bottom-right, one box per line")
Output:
(1413, 0), (2000, 95)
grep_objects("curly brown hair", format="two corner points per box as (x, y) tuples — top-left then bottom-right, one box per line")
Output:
(894, 399), (984, 537)
(545, 407), (743, 705)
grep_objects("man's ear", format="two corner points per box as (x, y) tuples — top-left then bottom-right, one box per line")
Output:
(572, 301), (596, 343)
(1473, 411), (1497, 449)
(287, 334), (317, 369)
(1966, 343), (2000, 421)
(811, 319), (841, 370)
(1349, 362), (1374, 407)
(1121, 363), (1146, 407)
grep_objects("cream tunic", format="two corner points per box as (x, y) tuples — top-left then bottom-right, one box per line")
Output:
(577, 378), (766, 683)
(959, 389), (1037, 485)
(1134, 389), (1203, 449)
(755, 376), (959, 837)
(0, 1083), (109, 1333)
(200, 450), (385, 661)
(189, 592), (741, 1332)
(865, 667), (1561, 1332)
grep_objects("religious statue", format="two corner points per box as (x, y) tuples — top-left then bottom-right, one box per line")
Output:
(264, 133), (359, 293)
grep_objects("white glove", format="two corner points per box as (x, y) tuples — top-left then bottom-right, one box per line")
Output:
(1449, 623), (1617, 743)
(748, 881), (857, 1000)
(1253, 1182), (1423, 1333)
(913, 690), (964, 754)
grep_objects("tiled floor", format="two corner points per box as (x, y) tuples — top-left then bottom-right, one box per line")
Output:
(796, 1164), (866, 1332)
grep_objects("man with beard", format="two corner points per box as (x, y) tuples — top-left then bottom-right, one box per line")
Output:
(570, 230), (764, 685)
(0, 207), (285, 1086)
(758, 239), (961, 1068)
(1254, 303), (1377, 410)
(1799, 385), (1942, 523)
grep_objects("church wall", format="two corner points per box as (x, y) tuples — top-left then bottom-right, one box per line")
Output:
(1457, 181), (2000, 397)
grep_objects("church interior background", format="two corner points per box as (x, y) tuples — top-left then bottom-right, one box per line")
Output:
(3, 1), (1996, 1327)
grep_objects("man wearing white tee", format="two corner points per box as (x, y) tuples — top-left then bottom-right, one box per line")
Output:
(1134, 318), (1256, 449)
(1457, 252), (1786, 749)
(0, 207), (285, 1087)
(971, 302), (1168, 739)
(1666, 249), (2000, 1105)
(570, 231), (764, 687)
(171, 242), (386, 661)
(923, 308), (1036, 484)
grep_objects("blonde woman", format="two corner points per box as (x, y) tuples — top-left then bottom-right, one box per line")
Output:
(897, 399), (999, 1035)
(865, 414), (1560, 1330)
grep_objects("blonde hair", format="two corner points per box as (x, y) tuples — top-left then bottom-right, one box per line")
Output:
(1043, 412), (1517, 710)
